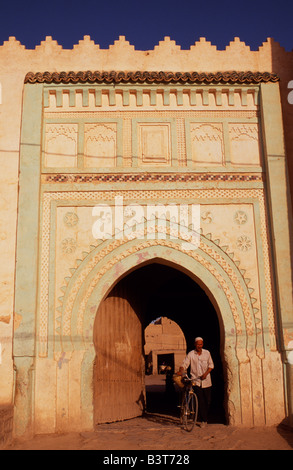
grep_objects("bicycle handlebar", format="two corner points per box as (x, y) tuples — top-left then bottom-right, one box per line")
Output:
(181, 376), (193, 384)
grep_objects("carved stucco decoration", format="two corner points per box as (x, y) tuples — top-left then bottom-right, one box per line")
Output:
(54, 229), (263, 361)
(38, 188), (275, 361)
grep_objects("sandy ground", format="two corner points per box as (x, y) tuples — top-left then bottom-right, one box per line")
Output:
(5, 375), (293, 451)
(5, 417), (293, 451)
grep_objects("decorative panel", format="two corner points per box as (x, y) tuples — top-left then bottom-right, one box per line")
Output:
(190, 123), (224, 165)
(84, 123), (117, 168)
(229, 123), (260, 165)
(138, 123), (171, 165)
(44, 123), (78, 168)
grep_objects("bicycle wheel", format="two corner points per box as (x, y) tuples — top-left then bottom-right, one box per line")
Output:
(180, 393), (186, 426)
(182, 392), (198, 432)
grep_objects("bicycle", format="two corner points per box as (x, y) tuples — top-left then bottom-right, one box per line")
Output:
(179, 377), (198, 432)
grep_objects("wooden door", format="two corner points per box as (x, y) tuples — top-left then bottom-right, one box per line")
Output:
(93, 285), (145, 424)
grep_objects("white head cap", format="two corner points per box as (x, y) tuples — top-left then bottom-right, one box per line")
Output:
(195, 337), (203, 343)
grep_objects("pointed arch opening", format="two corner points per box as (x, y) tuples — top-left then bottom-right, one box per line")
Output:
(93, 260), (227, 425)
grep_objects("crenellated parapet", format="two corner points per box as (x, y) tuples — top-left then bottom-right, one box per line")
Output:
(0, 35), (292, 73)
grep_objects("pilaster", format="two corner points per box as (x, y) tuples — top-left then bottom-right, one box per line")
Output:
(13, 84), (43, 436)
(13, 356), (34, 438)
(260, 81), (293, 426)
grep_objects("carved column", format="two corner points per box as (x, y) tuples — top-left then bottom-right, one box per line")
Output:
(13, 357), (34, 438)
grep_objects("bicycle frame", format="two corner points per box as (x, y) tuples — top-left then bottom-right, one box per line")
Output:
(180, 378), (198, 432)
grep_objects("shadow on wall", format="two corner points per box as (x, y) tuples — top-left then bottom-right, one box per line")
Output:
(271, 42), (293, 425)
(277, 419), (293, 448)
(270, 40), (293, 211)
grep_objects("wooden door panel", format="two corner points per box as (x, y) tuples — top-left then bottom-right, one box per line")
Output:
(94, 287), (144, 424)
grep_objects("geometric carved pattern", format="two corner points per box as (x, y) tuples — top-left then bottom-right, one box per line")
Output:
(61, 238), (76, 254)
(38, 188), (275, 359)
(237, 235), (252, 251)
(42, 173), (264, 184)
(190, 123), (224, 165)
(234, 210), (248, 225)
(44, 123), (78, 168)
(56, 233), (261, 361)
(84, 123), (117, 168)
(63, 212), (79, 227)
(229, 123), (260, 165)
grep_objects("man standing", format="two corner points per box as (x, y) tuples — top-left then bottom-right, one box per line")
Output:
(179, 337), (214, 427)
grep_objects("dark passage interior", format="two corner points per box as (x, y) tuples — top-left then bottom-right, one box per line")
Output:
(105, 262), (226, 424)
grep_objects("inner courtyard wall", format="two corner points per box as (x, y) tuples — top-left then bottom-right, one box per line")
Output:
(144, 317), (187, 374)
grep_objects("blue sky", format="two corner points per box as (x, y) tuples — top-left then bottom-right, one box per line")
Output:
(1, 0), (292, 51)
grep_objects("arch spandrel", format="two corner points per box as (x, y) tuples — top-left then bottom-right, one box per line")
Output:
(55, 225), (262, 362)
